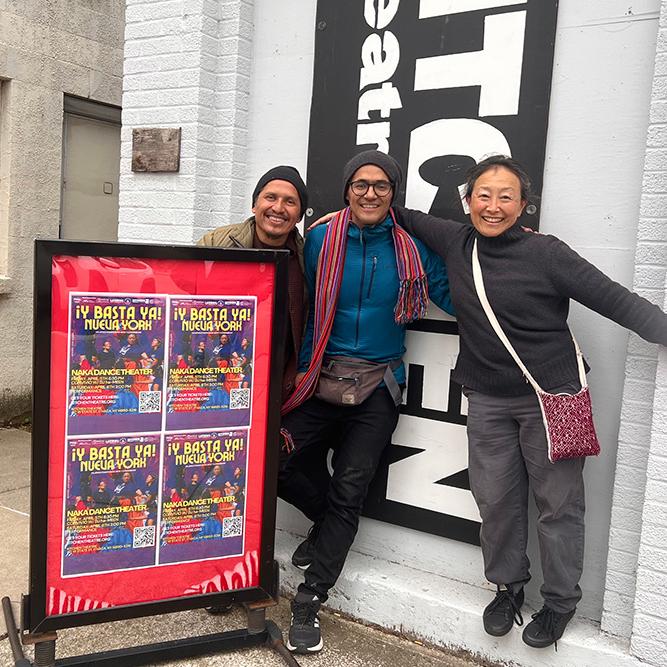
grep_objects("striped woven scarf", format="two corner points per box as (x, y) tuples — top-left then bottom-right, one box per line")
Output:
(281, 206), (428, 421)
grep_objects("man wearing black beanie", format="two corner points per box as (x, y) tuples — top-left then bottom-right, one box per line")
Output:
(199, 170), (315, 616)
(198, 165), (309, 403)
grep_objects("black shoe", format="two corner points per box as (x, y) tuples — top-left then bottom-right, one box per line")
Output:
(286, 591), (323, 654)
(291, 523), (320, 570)
(206, 603), (233, 615)
(483, 586), (524, 636)
(522, 605), (575, 649)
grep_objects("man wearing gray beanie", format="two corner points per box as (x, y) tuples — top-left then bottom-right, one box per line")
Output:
(278, 150), (455, 654)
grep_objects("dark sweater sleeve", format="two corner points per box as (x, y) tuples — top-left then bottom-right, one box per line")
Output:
(548, 237), (667, 345)
(394, 206), (463, 259)
(413, 238), (455, 315)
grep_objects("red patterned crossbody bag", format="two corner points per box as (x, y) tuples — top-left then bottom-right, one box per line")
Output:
(472, 240), (600, 463)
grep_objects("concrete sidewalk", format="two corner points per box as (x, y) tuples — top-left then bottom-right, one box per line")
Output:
(0, 428), (484, 667)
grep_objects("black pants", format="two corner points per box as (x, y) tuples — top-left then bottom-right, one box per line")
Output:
(279, 386), (400, 600)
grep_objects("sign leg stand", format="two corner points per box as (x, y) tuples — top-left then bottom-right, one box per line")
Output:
(33, 638), (56, 667)
(3, 596), (302, 667)
(265, 620), (302, 667)
(1, 597), (31, 667)
(244, 599), (302, 667)
(246, 605), (266, 634)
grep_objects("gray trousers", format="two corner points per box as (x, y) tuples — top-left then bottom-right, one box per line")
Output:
(465, 383), (585, 613)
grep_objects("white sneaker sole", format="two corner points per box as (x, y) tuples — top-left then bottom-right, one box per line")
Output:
(286, 637), (324, 653)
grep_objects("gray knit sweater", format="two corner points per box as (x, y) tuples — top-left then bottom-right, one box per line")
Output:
(395, 207), (667, 396)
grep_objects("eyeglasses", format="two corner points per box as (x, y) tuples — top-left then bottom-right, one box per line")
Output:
(349, 180), (393, 197)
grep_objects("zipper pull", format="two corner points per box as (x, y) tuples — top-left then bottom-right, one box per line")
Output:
(367, 256), (377, 299)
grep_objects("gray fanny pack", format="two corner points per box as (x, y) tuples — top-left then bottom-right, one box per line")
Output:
(314, 356), (403, 407)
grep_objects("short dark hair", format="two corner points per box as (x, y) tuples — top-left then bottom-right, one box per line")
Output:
(464, 155), (533, 202)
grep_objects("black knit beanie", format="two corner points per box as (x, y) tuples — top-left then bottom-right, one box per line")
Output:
(342, 150), (402, 204)
(252, 166), (308, 216)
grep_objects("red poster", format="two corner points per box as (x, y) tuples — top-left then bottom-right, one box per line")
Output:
(31, 247), (285, 629)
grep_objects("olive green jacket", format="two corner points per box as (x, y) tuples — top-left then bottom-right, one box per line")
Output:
(196, 216), (307, 399)
(196, 216), (305, 272)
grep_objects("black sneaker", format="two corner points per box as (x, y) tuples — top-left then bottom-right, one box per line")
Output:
(483, 586), (524, 636)
(291, 523), (320, 570)
(522, 605), (575, 649)
(286, 591), (323, 654)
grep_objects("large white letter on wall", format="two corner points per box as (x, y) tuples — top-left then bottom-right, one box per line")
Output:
(414, 12), (526, 117)
(405, 118), (511, 212)
(419, 0), (525, 19)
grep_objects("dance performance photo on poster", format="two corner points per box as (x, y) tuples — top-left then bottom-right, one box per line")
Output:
(158, 429), (247, 565)
(66, 294), (166, 436)
(62, 435), (160, 576)
(165, 297), (255, 431)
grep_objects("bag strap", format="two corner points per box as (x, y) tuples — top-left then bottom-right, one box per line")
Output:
(471, 239), (587, 392)
(383, 364), (403, 406)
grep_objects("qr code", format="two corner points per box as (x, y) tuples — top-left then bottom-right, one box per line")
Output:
(230, 388), (250, 410)
(139, 390), (161, 413)
(222, 516), (243, 538)
(133, 525), (156, 549)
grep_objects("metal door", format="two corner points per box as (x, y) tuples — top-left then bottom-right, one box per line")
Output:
(61, 111), (120, 242)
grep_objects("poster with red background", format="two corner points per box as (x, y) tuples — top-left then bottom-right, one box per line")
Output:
(43, 253), (277, 619)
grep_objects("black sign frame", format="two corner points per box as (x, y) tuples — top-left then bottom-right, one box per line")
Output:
(26, 240), (288, 633)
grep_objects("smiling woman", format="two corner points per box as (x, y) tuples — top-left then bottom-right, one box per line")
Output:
(386, 154), (667, 649)
(466, 165), (527, 237)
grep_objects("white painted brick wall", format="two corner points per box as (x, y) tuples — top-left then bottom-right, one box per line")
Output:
(602, 0), (667, 645)
(631, 336), (667, 664)
(118, 0), (254, 245)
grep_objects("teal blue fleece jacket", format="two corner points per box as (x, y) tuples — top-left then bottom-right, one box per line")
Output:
(298, 215), (455, 385)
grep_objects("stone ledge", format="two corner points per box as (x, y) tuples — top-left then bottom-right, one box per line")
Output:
(275, 529), (647, 667)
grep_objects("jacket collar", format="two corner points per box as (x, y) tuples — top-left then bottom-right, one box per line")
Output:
(348, 214), (393, 238)
(229, 216), (306, 271)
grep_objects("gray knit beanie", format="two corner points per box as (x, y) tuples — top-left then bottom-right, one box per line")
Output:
(342, 150), (402, 204)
